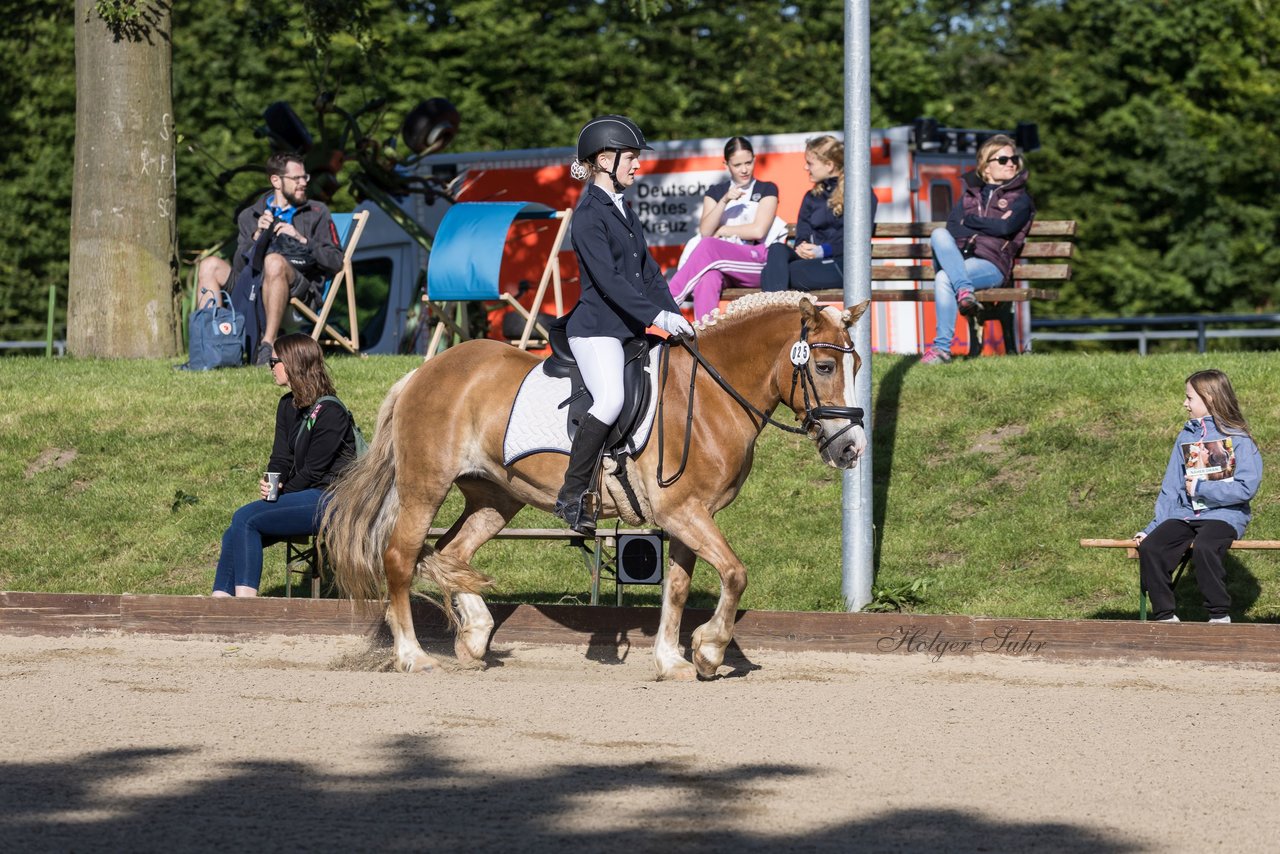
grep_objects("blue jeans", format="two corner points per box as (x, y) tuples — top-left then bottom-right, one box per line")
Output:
(212, 488), (327, 594)
(930, 227), (1003, 353)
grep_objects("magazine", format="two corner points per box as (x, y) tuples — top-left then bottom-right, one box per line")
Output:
(1182, 437), (1235, 511)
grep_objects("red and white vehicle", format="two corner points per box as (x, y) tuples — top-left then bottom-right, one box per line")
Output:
(351, 125), (1031, 355)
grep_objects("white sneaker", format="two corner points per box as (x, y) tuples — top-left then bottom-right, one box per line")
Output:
(1208, 616), (1231, 624)
(1155, 615), (1180, 622)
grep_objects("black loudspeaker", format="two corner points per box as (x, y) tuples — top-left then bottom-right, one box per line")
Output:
(402, 98), (461, 155)
(912, 116), (940, 151)
(1015, 121), (1041, 153)
(616, 534), (664, 585)
(262, 101), (313, 153)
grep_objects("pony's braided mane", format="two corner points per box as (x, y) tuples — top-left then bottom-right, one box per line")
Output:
(692, 290), (817, 335)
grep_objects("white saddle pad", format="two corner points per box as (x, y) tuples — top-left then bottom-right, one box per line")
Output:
(503, 348), (661, 466)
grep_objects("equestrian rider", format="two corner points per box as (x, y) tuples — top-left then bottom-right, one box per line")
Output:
(554, 115), (694, 535)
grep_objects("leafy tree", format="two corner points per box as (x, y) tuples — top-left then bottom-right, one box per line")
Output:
(0, 5), (75, 336)
(5, 0), (1279, 338)
(907, 0), (1280, 317)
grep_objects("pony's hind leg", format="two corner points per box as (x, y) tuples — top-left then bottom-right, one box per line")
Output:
(440, 483), (525, 665)
(654, 539), (698, 682)
(384, 494), (447, 674)
(452, 593), (493, 666)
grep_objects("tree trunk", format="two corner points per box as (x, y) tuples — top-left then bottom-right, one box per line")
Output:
(68, 0), (180, 358)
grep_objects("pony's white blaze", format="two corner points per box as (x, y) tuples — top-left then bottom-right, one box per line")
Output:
(820, 306), (867, 465)
(840, 346), (867, 461)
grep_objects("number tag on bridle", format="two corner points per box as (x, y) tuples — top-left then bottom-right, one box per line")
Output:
(789, 341), (811, 366)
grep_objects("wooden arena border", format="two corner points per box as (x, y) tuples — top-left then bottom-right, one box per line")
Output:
(3, 592), (1279, 669)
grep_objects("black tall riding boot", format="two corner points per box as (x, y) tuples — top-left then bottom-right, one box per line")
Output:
(554, 414), (612, 536)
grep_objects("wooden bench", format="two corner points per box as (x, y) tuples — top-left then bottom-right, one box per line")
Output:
(721, 220), (1076, 356)
(1079, 538), (1280, 620)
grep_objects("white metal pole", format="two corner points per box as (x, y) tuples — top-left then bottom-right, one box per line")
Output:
(842, 0), (874, 611)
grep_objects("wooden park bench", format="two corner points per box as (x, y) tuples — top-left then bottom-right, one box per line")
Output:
(721, 220), (1077, 356)
(1079, 538), (1280, 620)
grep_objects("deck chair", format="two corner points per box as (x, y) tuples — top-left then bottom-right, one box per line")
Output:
(290, 210), (369, 354)
(423, 202), (571, 360)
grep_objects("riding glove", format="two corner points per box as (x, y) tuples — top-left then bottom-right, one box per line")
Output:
(653, 310), (694, 338)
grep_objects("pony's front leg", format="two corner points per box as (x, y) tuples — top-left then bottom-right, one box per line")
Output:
(667, 510), (746, 679)
(654, 539), (698, 681)
(384, 534), (441, 674)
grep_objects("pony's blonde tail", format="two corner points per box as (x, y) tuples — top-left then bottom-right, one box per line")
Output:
(322, 371), (415, 605)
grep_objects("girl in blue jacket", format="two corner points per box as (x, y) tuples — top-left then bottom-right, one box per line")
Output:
(1135, 370), (1262, 623)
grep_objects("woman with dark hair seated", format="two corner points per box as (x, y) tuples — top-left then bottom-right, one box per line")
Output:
(211, 332), (356, 597)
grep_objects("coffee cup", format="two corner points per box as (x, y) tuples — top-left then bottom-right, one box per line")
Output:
(265, 472), (281, 502)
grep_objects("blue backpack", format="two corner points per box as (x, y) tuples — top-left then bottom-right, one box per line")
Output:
(180, 291), (244, 370)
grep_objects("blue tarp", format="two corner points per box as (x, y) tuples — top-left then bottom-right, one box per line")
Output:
(427, 202), (554, 301)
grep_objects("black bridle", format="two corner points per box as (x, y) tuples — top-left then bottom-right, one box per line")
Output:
(656, 316), (864, 487)
(788, 318), (866, 454)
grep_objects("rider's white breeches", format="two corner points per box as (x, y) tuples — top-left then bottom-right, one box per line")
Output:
(568, 336), (625, 424)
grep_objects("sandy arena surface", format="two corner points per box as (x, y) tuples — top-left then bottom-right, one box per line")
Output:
(2, 632), (1278, 852)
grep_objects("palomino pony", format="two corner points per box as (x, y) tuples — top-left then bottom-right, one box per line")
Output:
(324, 292), (869, 680)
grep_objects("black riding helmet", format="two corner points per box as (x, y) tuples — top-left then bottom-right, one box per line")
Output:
(576, 115), (652, 191)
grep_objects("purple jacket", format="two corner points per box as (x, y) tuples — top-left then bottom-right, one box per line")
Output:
(946, 169), (1035, 282)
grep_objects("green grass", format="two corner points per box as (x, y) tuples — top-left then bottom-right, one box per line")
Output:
(2, 350), (1278, 621)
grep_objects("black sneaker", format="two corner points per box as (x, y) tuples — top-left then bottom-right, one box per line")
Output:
(254, 341), (273, 367)
(957, 290), (982, 317)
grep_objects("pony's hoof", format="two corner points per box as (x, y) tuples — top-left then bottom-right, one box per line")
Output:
(399, 653), (440, 674)
(655, 660), (698, 682)
(693, 649), (721, 679)
(690, 627), (725, 678)
(454, 633), (490, 668)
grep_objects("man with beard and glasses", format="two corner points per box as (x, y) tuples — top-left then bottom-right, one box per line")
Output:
(196, 153), (344, 366)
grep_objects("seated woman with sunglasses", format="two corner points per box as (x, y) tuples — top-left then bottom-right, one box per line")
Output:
(211, 333), (356, 596)
(921, 134), (1036, 365)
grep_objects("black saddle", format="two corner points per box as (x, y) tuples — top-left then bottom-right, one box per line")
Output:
(543, 316), (659, 453)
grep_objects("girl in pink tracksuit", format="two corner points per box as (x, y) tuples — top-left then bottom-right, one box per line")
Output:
(667, 136), (785, 322)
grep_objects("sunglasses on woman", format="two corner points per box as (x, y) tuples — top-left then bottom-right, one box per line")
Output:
(987, 154), (1023, 166)
(268, 356), (283, 368)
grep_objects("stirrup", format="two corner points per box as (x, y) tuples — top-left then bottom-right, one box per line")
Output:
(554, 493), (598, 537)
